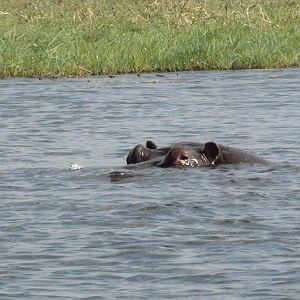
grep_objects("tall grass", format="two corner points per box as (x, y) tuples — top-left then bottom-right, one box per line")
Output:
(0, 0), (299, 77)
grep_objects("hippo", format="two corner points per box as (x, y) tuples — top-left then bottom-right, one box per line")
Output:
(126, 140), (266, 168)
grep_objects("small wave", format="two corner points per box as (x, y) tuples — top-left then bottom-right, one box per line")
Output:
(109, 170), (138, 182)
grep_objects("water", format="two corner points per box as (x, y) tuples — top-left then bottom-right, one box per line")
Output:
(0, 69), (299, 299)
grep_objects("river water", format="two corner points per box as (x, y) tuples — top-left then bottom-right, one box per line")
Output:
(0, 69), (299, 299)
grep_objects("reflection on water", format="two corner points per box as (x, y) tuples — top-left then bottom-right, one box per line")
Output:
(0, 69), (300, 299)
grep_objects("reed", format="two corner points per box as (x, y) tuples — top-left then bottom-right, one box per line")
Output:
(0, 0), (299, 77)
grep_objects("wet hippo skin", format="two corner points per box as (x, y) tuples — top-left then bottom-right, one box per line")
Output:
(126, 140), (267, 168)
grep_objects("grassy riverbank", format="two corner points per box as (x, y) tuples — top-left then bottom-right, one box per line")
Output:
(0, 0), (299, 77)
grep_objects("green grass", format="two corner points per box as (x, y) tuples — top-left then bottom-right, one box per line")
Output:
(0, 0), (299, 77)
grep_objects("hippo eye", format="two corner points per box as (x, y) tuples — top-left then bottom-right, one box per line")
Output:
(180, 155), (189, 161)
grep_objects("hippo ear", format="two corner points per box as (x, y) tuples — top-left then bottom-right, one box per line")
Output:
(203, 142), (220, 163)
(146, 140), (157, 149)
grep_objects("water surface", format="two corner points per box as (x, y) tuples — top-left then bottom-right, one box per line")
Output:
(0, 69), (300, 299)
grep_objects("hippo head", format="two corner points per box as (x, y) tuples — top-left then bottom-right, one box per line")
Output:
(126, 144), (150, 164)
(158, 142), (221, 168)
(126, 140), (266, 169)
(126, 139), (169, 164)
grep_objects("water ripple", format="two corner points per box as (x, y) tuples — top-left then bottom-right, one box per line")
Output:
(0, 70), (300, 299)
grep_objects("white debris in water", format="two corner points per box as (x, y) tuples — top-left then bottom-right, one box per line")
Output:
(69, 163), (83, 171)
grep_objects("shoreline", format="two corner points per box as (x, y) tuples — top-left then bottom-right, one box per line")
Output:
(1, 0), (299, 78)
(1, 66), (299, 80)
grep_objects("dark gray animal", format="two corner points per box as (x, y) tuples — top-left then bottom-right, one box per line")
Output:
(126, 140), (266, 168)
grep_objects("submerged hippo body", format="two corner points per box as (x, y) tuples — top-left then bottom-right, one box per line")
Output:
(126, 140), (266, 168)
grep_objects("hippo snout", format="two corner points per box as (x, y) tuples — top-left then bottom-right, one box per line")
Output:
(167, 148), (192, 165)
(159, 147), (202, 168)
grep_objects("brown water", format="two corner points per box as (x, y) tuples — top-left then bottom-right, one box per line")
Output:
(0, 69), (300, 299)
